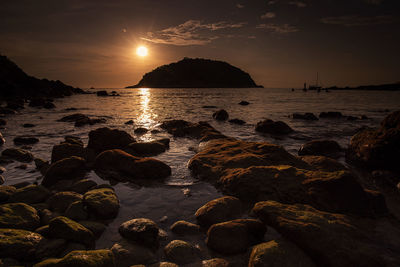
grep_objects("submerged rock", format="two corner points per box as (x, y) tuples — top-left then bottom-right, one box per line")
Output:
(1, 148), (33, 162)
(298, 140), (342, 158)
(0, 229), (44, 261)
(239, 100), (250, 105)
(119, 218), (160, 248)
(0, 202), (40, 230)
(255, 119), (293, 135)
(319, 111), (343, 118)
(34, 249), (115, 267)
(292, 113), (318, 121)
(13, 136), (39, 145)
(134, 127), (149, 134)
(88, 127), (135, 153)
(229, 118), (246, 125)
(212, 109), (229, 121)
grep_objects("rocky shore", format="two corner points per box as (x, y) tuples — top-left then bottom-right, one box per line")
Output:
(0, 105), (399, 266)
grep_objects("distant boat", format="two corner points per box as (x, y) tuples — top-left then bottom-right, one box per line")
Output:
(308, 72), (322, 91)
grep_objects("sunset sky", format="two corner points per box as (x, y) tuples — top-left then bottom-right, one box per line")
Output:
(1, 0), (399, 88)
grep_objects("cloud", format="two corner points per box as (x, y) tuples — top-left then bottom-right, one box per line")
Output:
(236, 3), (244, 8)
(257, 23), (299, 33)
(142, 20), (247, 46)
(288, 1), (307, 8)
(261, 12), (276, 19)
(320, 15), (395, 27)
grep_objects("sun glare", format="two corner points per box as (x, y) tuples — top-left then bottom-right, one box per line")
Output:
(136, 46), (148, 57)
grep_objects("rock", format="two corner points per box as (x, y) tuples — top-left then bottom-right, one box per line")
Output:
(0, 166), (5, 173)
(51, 143), (87, 163)
(0, 175), (3, 185)
(160, 120), (223, 140)
(300, 155), (347, 172)
(13, 136), (39, 145)
(65, 200), (88, 221)
(201, 258), (230, 267)
(69, 179), (97, 194)
(292, 113), (318, 120)
(97, 90), (109, 96)
(9, 184), (50, 204)
(298, 140), (342, 158)
(0, 185), (16, 202)
(124, 141), (167, 156)
(0, 132), (4, 146)
(255, 119), (293, 135)
(0, 229), (44, 261)
(1, 148), (33, 162)
(134, 127), (149, 134)
(212, 109), (229, 121)
(346, 111), (400, 171)
(0, 119), (6, 126)
(149, 263), (178, 267)
(35, 238), (67, 260)
(0, 202), (40, 230)
(47, 191), (83, 213)
(206, 219), (266, 255)
(48, 216), (94, 246)
(229, 118), (246, 125)
(83, 188), (119, 219)
(94, 149), (171, 182)
(60, 242), (86, 256)
(195, 196), (242, 228)
(34, 249), (115, 267)
(23, 123), (36, 127)
(43, 102), (56, 109)
(58, 113), (105, 127)
(248, 239), (316, 267)
(63, 136), (84, 146)
(15, 163), (28, 169)
(42, 156), (87, 187)
(239, 101), (250, 105)
(0, 107), (16, 114)
(79, 221), (106, 239)
(164, 240), (200, 265)
(118, 218), (160, 248)
(156, 138), (170, 148)
(34, 158), (50, 174)
(111, 239), (157, 267)
(252, 201), (400, 267)
(125, 119), (134, 125)
(319, 111), (343, 118)
(170, 220), (200, 235)
(0, 258), (21, 266)
(88, 127), (135, 153)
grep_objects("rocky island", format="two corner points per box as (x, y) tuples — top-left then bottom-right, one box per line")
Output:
(126, 57), (263, 88)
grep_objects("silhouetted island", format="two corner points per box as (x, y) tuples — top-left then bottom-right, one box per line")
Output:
(325, 83), (400, 91)
(126, 57), (263, 88)
(0, 54), (82, 98)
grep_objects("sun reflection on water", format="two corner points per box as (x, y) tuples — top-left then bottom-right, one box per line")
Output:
(137, 88), (156, 129)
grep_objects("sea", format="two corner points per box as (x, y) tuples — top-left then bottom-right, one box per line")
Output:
(1, 88), (400, 252)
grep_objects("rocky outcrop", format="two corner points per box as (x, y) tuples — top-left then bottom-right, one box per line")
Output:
(88, 127), (135, 154)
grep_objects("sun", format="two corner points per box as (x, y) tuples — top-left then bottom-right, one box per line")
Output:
(136, 46), (148, 57)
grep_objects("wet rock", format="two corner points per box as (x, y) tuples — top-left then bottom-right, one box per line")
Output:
(35, 238), (67, 260)
(47, 191), (83, 213)
(35, 225), (50, 237)
(83, 188), (119, 219)
(0, 229), (44, 261)
(0, 202), (40, 230)
(202, 258), (230, 267)
(125, 119), (134, 125)
(170, 220), (200, 235)
(203, 105), (217, 109)
(9, 184), (50, 204)
(248, 239), (316, 267)
(124, 141), (167, 156)
(29, 98), (47, 107)
(298, 140), (342, 158)
(119, 218), (160, 248)
(160, 120), (223, 140)
(252, 201), (400, 267)
(60, 242), (86, 257)
(239, 101), (250, 105)
(1, 148), (33, 162)
(58, 113), (105, 127)
(23, 123), (36, 128)
(0, 107), (16, 114)
(42, 156), (87, 187)
(65, 200), (88, 221)
(229, 118), (246, 125)
(212, 109), (229, 121)
(79, 221), (106, 239)
(43, 102), (56, 109)
(38, 209), (54, 225)
(69, 179), (97, 194)
(156, 138), (170, 148)
(0, 258), (21, 266)
(111, 239), (157, 267)
(255, 119), (293, 135)
(94, 149), (171, 182)
(0, 185), (16, 202)
(34, 158), (49, 174)
(88, 127), (135, 153)
(206, 219), (266, 255)
(63, 135), (84, 146)
(0, 175), (3, 185)
(300, 155), (347, 172)
(51, 143), (87, 163)
(149, 262), (178, 267)
(15, 163), (28, 169)
(34, 249), (115, 267)
(134, 127), (149, 134)
(48, 216), (94, 246)
(292, 113), (318, 121)
(13, 136), (39, 145)
(164, 240), (200, 265)
(0, 132), (4, 146)
(0, 166), (5, 173)
(96, 90), (109, 96)
(195, 196), (242, 228)
(319, 111), (343, 118)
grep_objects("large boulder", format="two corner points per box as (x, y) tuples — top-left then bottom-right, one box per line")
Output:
(111, 239), (157, 267)
(298, 140), (342, 158)
(206, 219), (266, 255)
(346, 110), (400, 172)
(300, 155), (347, 172)
(9, 184), (50, 204)
(118, 218), (160, 248)
(164, 240), (200, 265)
(1, 148), (33, 162)
(0, 185), (16, 202)
(42, 156), (87, 187)
(160, 120), (227, 141)
(252, 201), (400, 267)
(48, 216), (94, 246)
(87, 127), (135, 153)
(83, 188), (119, 219)
(51, 143), (87, 163)
(170, 220), (200, 235)
(124, 141), (167, 156)
(34, 249), (115, 267)
(94, 149), (171, 182)
(0, 202), (40, 230)
(0, 229), (44, 261)
(13, 136), (39, 145)
(255, 119), (293, 135)
(47, 191), (83, 213)
(195, 196), (242, 228)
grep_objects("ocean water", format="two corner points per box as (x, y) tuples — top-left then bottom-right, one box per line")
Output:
(1, 88), (400, 252)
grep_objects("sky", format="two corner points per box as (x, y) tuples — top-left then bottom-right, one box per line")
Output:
(0, 0), (399, 88)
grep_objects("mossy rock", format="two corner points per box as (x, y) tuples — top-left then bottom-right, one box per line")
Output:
(47, 191), (83, 213)
(0, 203), (40, 230)
(9, 184), (50, 204)
(83, 188), (119, 219)
(0, 185), (16, 202)
(0, 228), (44, 261)
(1, 148), (33, 162)
(33, 249), (115, 267)
(48, 216), (94, 246)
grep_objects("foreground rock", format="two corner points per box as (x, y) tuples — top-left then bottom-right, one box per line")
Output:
(298, 140), (342, 158)
(255, 119), (293, 135)
(124, 140), (167, 156)
(252, 201), (400, 267)
(9, 184), (50, 204)
(212, 109), (229, 121)
(88, 127), (135, 153)
(13, 136), (39, 145)
(206, 219), (266, 254)
(0, 229), (44, 261)
(0, 202), (40, 230)
(51, 142), (87, 163)
(83, 188), (119, 219)
(170, 220), (200, 235)
(34, 249), (115, 267)
(111, 239), (156, 267)
(42, 156), (87, 187)
(164, 240), (200, 265)
(1, 148), (33, 162)
(48, 216), (94, 246)
(292, 113), (318, 121)
(119, 218), (160, 248)
(94, 149), (171, 182)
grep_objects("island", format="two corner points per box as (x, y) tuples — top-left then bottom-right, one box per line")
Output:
(325, 83), (400, 91)
(126, 57), (263, 88)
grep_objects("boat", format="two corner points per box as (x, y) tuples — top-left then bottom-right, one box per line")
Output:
(308, 72), (322, 91)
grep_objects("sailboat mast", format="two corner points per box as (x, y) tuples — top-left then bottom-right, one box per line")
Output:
(316, 72), (319, 87)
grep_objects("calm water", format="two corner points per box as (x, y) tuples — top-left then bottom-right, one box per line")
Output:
(1, 88), (400, 250)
